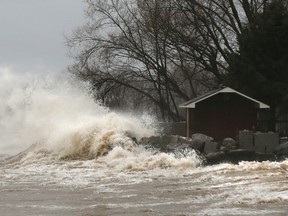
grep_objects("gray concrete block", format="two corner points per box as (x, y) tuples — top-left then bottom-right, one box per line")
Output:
(254, 144), (266, 154)
(239, 130), (254, 150)
(254, 132), (279, 154)
(204, 141), (218, 154)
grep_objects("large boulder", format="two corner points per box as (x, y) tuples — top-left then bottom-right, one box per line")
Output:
(226, 149), (256, 163)
(226, 149), (278, 163)
(203, 141), (218, 154)
(205, 149), (277, 165)
(138, 135), (194, 152)
(165, 135), (193, 152)
(205, 151), (228, 165)
(191, 133), (214, 153)
(220, 137), (237, 151)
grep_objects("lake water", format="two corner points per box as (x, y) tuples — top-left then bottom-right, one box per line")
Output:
(1, 150), (288, 216)
(1, 69), (288, 216)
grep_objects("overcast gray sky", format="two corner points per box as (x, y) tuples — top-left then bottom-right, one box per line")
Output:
(0, 0), (86, 73)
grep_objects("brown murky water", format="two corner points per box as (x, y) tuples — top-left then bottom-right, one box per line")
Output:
(1, 152), (288, 216)
(1, 70), (288, 215)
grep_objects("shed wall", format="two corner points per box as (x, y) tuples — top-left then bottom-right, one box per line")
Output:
(191, 93), (258, 141)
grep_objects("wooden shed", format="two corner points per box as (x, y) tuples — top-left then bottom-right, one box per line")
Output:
(179, 87), (270, 141)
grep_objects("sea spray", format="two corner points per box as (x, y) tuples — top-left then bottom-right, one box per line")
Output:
(1, 73), (288, 216)
(0, 67), (202, 170)
(0, 68), (154, 155)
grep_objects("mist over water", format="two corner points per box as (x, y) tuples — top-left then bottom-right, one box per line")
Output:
(1, 67), (288, 216)
(0, 67), (201, 169)
(0, 68), (153, 155)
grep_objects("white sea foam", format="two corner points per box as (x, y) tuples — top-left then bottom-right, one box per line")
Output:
(2, 67), (288, 216)
(0, 67), (202, 171)
(0, 68), (151, 153)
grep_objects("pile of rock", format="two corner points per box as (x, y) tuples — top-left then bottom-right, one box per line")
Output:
(138, 133), (287, 165)
(139, 135), (199, 152)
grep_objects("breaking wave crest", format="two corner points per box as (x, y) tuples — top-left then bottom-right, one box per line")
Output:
(0, 67), (202, 171)
(1, 68), (288, 216)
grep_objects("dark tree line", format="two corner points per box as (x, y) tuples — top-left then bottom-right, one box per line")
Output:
(67, 0), (288, 124)
(227, 0), (288, 129)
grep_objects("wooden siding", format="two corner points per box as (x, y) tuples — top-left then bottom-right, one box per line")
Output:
(191, 93), (258, 141)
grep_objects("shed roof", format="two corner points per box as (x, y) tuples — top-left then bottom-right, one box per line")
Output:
(179, 87), (270, 109)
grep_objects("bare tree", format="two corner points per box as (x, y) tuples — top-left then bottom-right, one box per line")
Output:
(67, 0), (272, 121)
(67, 0), (208, 121)
(170, 0), (269, 82)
